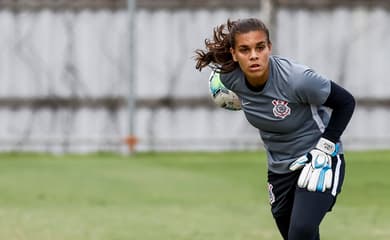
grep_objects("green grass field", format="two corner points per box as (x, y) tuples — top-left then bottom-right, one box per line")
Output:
(0, 150), (389, 240)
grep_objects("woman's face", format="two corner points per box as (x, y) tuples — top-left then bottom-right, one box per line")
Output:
(230, 30), (272, 84)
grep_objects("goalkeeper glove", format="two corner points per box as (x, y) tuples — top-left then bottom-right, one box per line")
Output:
(289, 137), (339, 192)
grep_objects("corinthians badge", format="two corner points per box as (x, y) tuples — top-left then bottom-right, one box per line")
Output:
(272, 99), (291, 119)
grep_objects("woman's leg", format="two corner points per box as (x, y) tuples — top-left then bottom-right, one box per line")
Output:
(288, 154), (345, 240)
(274, 214), (291, 240)
(288, 189), (333, 240)
(268, 171), (300, 240)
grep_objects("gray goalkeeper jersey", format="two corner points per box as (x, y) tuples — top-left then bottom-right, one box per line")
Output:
(220, 55), (343, 174)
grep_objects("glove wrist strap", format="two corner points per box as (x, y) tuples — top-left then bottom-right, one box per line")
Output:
(316, 137), (338, 156)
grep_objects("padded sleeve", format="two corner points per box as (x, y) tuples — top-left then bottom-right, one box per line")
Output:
(322, 81), (356, 142)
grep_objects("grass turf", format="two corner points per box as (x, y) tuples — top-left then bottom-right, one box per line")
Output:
(0, 150), (389, 240)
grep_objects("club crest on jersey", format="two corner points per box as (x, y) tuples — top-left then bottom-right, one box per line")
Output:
(272, 99), (291, 119)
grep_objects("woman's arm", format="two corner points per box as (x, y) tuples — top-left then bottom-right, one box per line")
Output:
(322, 81), (356, 143)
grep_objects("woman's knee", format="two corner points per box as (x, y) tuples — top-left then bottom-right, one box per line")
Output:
(288, 221), (318, 240)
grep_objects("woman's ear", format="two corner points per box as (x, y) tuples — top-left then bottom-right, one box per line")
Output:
(230, 47), (237, 62)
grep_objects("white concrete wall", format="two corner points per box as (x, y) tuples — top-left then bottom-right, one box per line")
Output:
(0, 7), (389, 152)
(275, 7), (390, 150)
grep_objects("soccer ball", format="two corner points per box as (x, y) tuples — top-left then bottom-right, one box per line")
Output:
(209, 71), (241, 111)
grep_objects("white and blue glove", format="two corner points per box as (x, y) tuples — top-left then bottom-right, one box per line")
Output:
(289, 138), (339, 192)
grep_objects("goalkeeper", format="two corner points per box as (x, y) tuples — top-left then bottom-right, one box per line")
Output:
(194, 18), (355, 240)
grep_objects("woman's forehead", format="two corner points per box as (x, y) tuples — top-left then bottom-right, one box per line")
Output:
(234, 30), (268, 46)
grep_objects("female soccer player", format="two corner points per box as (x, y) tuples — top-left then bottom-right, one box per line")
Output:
(194, 18), (355, 240)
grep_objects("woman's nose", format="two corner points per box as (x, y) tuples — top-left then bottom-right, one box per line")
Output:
(249, 49), (259, 60)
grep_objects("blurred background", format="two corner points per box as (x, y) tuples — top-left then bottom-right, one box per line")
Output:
(0, 0), (389, 153)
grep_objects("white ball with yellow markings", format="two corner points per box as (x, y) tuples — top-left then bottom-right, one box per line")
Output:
(208, 71), (241, 111)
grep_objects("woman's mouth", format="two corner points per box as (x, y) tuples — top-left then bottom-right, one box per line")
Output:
(249, 64), (261, 71)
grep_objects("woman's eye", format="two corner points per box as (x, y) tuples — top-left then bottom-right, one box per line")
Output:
(239, 48), (249, 53)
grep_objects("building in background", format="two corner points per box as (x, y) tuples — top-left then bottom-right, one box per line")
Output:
(0, 0), (389, 152)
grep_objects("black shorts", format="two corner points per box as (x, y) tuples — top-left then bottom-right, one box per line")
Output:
(267, 154), (345, 217)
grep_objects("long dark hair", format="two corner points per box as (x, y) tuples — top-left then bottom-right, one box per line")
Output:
(194, 18), (271, 73)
